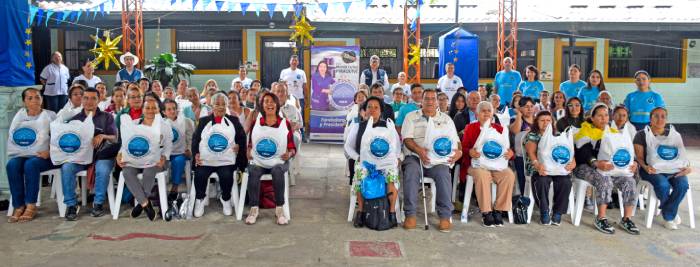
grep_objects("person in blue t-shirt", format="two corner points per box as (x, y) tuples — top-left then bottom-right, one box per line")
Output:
(578, 69), (606, 113)
(494, 57), (522, 106)
(395, 83), (423, 132)
(517, 65), (545, 101)
(623, 70), (666, 130)
(559, 64), (587, 99)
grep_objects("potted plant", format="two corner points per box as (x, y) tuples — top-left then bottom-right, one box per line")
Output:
(143, 53), (195, 87)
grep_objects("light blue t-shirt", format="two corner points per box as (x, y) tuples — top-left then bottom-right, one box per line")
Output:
(495, 70), (522, 105)
(559, 80), (587, 99)
(518, 80), (545, 100)
(395, 102), (419, 126)
(577, 86), (600, 112)
(623, 90), (666, 124)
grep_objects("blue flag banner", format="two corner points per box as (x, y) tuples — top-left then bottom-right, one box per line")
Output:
(99, 3), (105, 16)
(29, 6), (39, 25)
(342, 2), (352, 13)
(227, 2), (234, 12)
(319, 3), (328, 14)
(240, 3), (250, 15)
(56, 12), (65, 24)
(266, 3), (276, 19)
(293, 3), (303, 17)
(45, 10), (54, 26)
(215, 1), (224, 11)
(253, 3), (262, 17)
(389, 0), (395, 8)
(35, 9), (44, 26)
(75, 9), (82, 22)
(171, 0), (176, 5)
(192, 0), (199, 11)
(0, 0), (36, 86)
(202, 0), (211, 9)
(280, 4), (290, 18)
(365, 0), (372, 9)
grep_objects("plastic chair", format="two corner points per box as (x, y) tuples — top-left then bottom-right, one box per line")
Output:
(572, 178), (628, 226)
(451, 164), (461, 202)
(638, 180), (695, 229)
(237, 170), (291, 221)
(52, 169), (89, 217)
(347, 180), (402, 222)
(460, 175), (514, 224)
(186, 171), (240, 219)
(6, 168), (58, 216)
(112, 171), (168, 220)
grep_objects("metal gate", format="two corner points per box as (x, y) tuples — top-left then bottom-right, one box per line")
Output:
(260, 37), (297, 88)
(561, 47), (594, 81)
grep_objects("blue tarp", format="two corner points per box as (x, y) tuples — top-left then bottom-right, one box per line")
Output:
(438, 28), (478, 93)
(0, 0), (35, 86)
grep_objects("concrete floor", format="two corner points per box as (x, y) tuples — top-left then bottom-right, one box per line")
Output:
(1, 143), (699, 266)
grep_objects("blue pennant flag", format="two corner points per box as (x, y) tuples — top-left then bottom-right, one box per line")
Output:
(99, 3), (105, 16)
(342, 2), (352, 13)
(266, 3), (276, 19)
(215, 1), (224, 11)
(240, 3), (250, 15)
(227, 2), (234, 12)
(192, 0), (199, 11)
(365, 0), (372, 9)
(253, 3), (261, 17)
(293, 3), (303, 17)
(92, 6), (98, 19)
(182, 0), (187, 3)
(75, 10), (82, 22)
(318, 3), (328, 15)
(389, 0), (395, 8)
(202, 0), (211, 9)
(29, 6), (39, 25)
(68, 10), (77, 22)
(55, 12), (65, 24)
(35, 9), (44, 26)
(112, 0), (116, 8)
(279, 4), (290, 18)
(45, 10), (54, 26)
(171, 0), (176, 5)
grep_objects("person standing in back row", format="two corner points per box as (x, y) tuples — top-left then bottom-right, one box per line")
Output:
(360, 55), (390, 94)
(494, 57), (522, 106)
(437, 63), (463, 100)
(280, 55), (307, 124)
(115, 52), (143, 83)
(559, 64), (587, 99)
(40, 51), (70, 112)
(623, 70), (665, 130)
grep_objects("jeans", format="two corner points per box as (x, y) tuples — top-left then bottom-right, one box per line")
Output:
(247, 162), (289, 207)
(401, 155), (453, 219)
(169, 154), (189, 186)
(44, 94), (68, 113)
(6, 156), (54, 208)
(640, 170), (689, 221)
(61, 159), (115, 206)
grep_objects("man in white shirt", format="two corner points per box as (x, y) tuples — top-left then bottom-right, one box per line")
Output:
(73, 60), (102, 88)
(231, 66), (253, 90)
(436, 63), (463, 100)
(40, 51), (70, 112)
(279, 55), (307, 117)
(391, 71), (412, 97)
(359, 55), (390, 93)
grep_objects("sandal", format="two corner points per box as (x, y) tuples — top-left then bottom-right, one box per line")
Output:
(275, 206), (289, 225)
(8, 206), (25, 223)
(18, 204), (37, 223)
(245, 207), (259, 225)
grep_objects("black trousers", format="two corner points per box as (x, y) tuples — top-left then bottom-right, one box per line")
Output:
(247, 163), (288, 207)
(532, 173), (572, 215)
(194, 165), (235, 201)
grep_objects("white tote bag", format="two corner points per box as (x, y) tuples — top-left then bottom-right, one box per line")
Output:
(120, 116), (163, 168)
(645, 125), (689, 174)
(597, 126), (635, 177)
(471, 120), (510, 171)
(423, 116), (459, 168)
(7, 109), (52, 158)
(50, 112), (95, 165)
(251, 115), (289, 168)
(169, 114), (188, 155)
(199, 117), (237, 167)
(497, 106), (511, 127)
(612, 120), (637, 143)
(360, 117), (399, 170)
(537, 124), (574, 176)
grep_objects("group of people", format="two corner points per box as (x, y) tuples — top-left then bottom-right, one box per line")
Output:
(344, 56), (689, 234)
(7, 52), (304, 226)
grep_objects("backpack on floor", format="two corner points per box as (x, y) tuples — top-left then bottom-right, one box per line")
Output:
(362, 194), (392, 231)
(512, 196), (531, 224)
(259, 180), (276, 209)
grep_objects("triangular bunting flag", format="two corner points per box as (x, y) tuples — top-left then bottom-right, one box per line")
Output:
(106, 1), (112, 15)
(215, 1), (224, 12)
(45, 10), (53, 26)
(171, 0), (176, 5)
(99, 3), (105, 16)
(318, 3), (328, 15)
(35, 9), (44, 26)
(29, 6), (39, 25)
(293, 3), (303, 17)
(365, 0), (372, 9)
(75, 9), (82, 22)
(266, 3), (276, 19)
(56, 12), (65, 24)
(68, 10), (77, 22)
(342, 2), (352, 13)
(280, 4), (290, 18)
(253, 3), (262, 17)
(92, 7), (98, 19)
(112, 0), (116, 8)
(389, 0), (395, 8)
(192, 0), (199, 11)
(227, 2), (234, 12)
(240, 3), (250, 16)
(202, 0), (211, 10)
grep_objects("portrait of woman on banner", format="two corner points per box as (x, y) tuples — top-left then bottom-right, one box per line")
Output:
(311, 60), (335, 111)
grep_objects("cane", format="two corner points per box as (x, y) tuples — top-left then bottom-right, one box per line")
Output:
(417, 157), (430, 230)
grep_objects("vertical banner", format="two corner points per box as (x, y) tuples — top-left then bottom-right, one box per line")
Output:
(309, 46), (360, 142)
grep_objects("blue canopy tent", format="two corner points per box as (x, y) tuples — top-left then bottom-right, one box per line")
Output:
(438, 28), (479, 93)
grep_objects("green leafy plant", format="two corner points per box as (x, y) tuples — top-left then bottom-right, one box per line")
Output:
(143, 53), (195, 87)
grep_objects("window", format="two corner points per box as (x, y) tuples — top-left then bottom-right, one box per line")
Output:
(175, 29), (242, 70)
(361, 48), (398, 58)
(478, 38), (537, 79)
(607, 40), (683, 78)
(63, 30), (119, 73)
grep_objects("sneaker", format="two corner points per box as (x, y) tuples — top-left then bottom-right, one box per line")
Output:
(492, 211), (504, 227)
(193, 199), (205, 218)
(131, 204), (143, 218)
(540, 211), (551, 225)
(65, 205), (79, 221)
(673, 215), (682, 225)
(403, 216), (417, 230)
(551, 213), (562, 226)
(482, 212), (495, 227)
(220, 197), (233, 216)
(245, 207), (259, 225)
(90, 203), (105, 217)
(664, 220), (679, 230)
(594, 217), (615, 234)
(620, 217), (640, 235)
(353, 211), (365, 228)
(144, 202), (157, 221)
(438, 218), (451, 233)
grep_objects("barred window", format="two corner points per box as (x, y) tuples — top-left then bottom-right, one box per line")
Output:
(175, 29), (242, 70)
(607, 40), (683, 78)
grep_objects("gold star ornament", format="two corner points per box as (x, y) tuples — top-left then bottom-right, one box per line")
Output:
(408, 44), (421, 66)
(89, 33), (123, 70)
(289, 15), (315, 51)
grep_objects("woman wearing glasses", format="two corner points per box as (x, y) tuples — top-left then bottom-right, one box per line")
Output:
(556, 97), (584, 133)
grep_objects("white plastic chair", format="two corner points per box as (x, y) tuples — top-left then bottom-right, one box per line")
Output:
(460, 175), (514, 224)
(451, 164), (461, 202)
(347, 180), (402, 222)
(638, 180), (695, 229)
(6, 168), (58, 216)
(112, 171), (168, 220)
(186, 171), (240, 219)
(572, 178), (628, 226)
(237, 170), (291, 221)
(52, 169), (89, 217)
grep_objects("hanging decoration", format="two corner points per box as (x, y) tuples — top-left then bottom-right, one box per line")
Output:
(89, 32), (123, 70)
(408, 44), (421, 66)
(289, 14), (315, 52)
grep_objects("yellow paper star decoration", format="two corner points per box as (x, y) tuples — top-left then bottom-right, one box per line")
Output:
(408, 44), (421, 66)
(89, 34), (123, 70)
(25, 62), (32, 69)
(289, 15), (315, 50)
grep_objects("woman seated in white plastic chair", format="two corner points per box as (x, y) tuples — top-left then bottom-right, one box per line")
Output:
(633, 107), (691, 230)
(611, 105), (637, 141)
(572, 103), (639, 235)
(6, 88), (57, 223)
(116, 93), (172, 221)
(163, 99), (194, 198)
(191, 92), (247, 217)
(524, 110), (575, 225)
(245, 92), (296, 225)
(344, 96), (400, 229)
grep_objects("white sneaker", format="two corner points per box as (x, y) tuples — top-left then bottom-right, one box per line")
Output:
(220, 197), (232, 216)
(664, 220), (679, 230)
(276, 206), (289, 225)
(673, 215), (682, 225)
(245, 207), (259, 225)
(194, 199), (205, 218)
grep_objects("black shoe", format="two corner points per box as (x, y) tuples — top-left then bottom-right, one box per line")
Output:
(144, 202), (157, 221)
(90, 203), (105, 217)
(353, 211), (365, 228)
(493, 211), (504, 227)
(551, 213), (562, 226)
(389, 212), (398, 228)
(620, 217), (640, 235)
(131, 204), (143, 218)
(482, 212), (495, 227)
(168, 191), (178, 202)
(594, 217), (615, 234)
(65, 205), (79, 221)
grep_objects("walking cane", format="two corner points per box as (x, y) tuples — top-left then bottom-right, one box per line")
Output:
(418, 157), (430, 230)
